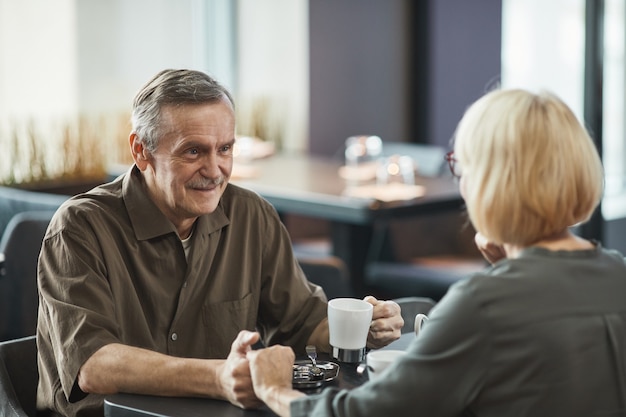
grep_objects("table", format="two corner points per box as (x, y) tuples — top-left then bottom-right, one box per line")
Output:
(231, 153), (462, 295)
(104, 334), (416, 417)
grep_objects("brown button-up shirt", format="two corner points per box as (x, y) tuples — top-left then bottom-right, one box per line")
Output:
(36, 166), (328, 417)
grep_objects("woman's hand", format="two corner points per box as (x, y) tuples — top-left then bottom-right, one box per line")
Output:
(474, 233), (507, 264)
(247, 345), (304, 417)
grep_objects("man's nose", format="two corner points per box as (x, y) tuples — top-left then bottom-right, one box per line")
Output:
(199, 153), (223, 178)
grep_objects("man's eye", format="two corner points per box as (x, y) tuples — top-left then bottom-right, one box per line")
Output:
(219, 144), (233, 154)
(187, 148), (199, 155)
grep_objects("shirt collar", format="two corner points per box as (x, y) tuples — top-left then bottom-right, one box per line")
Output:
(122, 165), (230, 241)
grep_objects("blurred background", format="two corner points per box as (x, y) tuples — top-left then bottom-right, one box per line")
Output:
(0, 0), (625, 250)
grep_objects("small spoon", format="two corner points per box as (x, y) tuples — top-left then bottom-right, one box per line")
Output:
(304, 345), (334, 369)
(305, 345), (324, 378)
(305, 345), (318, 368)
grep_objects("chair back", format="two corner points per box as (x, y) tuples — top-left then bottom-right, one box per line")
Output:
(0, 186), (67, 239)
(0, 335), (38, 417)
(298, 255), (356, 299)
(393, 296), (436, 334)
(0, 211), (55, 341)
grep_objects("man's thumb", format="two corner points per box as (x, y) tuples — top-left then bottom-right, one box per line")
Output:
(232, 330), (260, 354)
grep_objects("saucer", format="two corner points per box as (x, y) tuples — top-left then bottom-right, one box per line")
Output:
(292, 360), (339, 390)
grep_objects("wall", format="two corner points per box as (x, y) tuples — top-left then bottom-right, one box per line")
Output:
(0, 0), (210, 178)
(308, 0), (411, 156)
(75, 0), (199, 115)
(0, 0), (78, 121)
(308, 0), (502, 156)
(424, 0), (502, 148)
(236, 0), (309, 153)
(605, 218), (626, 252)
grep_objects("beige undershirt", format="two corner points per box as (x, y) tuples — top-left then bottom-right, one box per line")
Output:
(181, 231), (193, 260)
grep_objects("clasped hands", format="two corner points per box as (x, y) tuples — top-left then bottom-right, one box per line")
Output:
(221, 235), (504, 409)
(218, 296), (403, 409)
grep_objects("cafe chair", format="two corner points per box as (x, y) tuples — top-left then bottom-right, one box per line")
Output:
(0, 185), (67, 240)
(0, 335), (38, 417)
(297, 255), (356, 299)
(392, 296), (436, 334)
(362, 208), (487, 302)
(365, 257), (486, 302)
(0, 211), (55, 341)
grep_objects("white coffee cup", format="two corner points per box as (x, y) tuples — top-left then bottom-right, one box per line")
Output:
(328, 298), (373, 362)
(366, 349), (406, 380)
(414, 313), (428, 336)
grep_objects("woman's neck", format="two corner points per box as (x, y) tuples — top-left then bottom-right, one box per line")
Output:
(503, 230), (594, 259)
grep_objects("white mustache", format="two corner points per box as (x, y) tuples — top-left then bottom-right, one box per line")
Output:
(187, 177), (225, 189)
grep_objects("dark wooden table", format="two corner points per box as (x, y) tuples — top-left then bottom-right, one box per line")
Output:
(231, 153), (462, 295)
(104, 334), (415, 417)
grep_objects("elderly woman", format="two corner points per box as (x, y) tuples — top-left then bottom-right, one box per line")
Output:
(243, 89), (626, 416)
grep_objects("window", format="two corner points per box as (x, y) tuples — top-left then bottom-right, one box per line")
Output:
(0, 0), (307, 184)
(502, 0), (626, 220)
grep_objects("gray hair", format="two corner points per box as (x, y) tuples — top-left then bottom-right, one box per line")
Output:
(131, 69), (235, 153)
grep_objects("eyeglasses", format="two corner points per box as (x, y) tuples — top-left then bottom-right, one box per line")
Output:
(445, 151), (462, 178)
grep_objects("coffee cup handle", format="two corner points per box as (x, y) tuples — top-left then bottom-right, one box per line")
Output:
(414, 313), (428, 336)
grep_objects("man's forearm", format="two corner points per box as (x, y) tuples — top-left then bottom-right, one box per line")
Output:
(77, 343), (226, 399)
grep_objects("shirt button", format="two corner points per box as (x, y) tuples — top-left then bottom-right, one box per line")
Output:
(182, 282), (188, 288)
(171, 333), (178, 341)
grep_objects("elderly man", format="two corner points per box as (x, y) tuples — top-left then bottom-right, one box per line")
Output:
(36, 69), (403, 417)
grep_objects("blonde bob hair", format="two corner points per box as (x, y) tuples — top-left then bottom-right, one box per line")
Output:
(454, 89), (604, 246)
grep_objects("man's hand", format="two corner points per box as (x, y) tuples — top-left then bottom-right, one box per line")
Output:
(247, 345), (294, 396)
(217, 330), (263, 409)
(474, 233), (507, 264)
(364, 296), (403, 349)
(247, 345), (304, 417)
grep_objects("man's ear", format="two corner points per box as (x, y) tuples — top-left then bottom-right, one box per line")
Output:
(130, 133), (150, 170)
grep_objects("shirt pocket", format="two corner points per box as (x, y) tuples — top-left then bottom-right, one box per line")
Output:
(201, 292), (257, 357)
